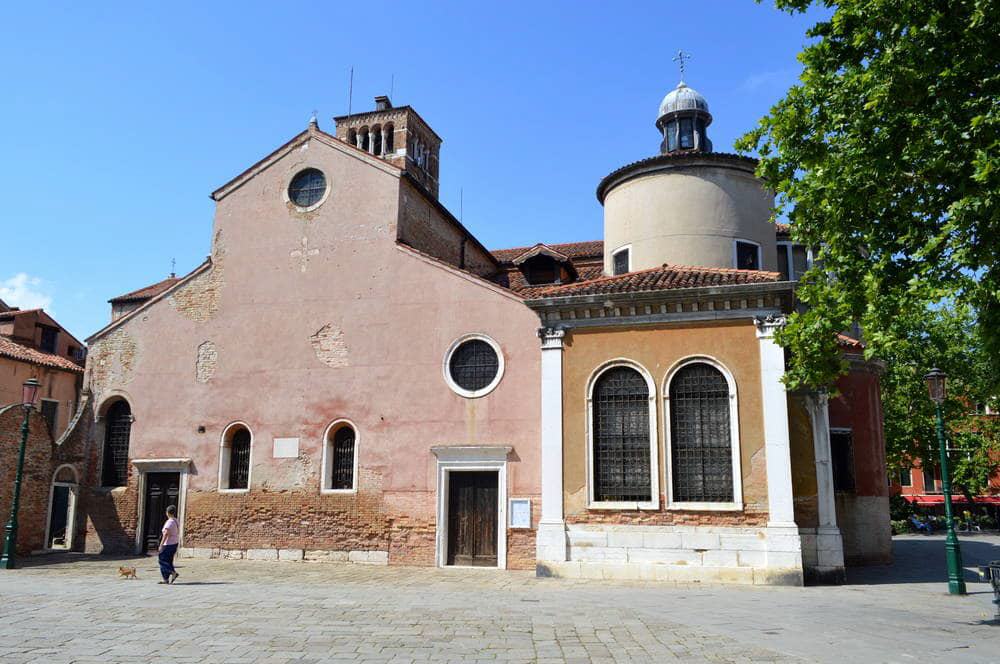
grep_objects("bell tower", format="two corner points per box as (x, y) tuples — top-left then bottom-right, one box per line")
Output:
(333, 96), (442, 198)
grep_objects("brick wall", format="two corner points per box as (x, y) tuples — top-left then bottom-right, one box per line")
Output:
(565, 508), (768, 528)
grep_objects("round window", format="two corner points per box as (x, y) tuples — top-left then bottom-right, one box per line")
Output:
(288, 168), (327, 208)
(445, 336), (503, 397)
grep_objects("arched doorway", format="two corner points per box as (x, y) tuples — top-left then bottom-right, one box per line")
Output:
(46, 465), (78, 550)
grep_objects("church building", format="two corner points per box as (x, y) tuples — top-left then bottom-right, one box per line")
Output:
(58, 79), (889, 583)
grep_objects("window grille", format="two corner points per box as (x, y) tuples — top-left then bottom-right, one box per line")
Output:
(331, 427), (355, 490)
(830, 431), (855, 492)
(102, 401), (132, 487)
(613, 249), (629, 276)
(449, 340), (499, 392)
(670, 364), (734, 503)
(288, 168), (326, 207)
(592, 367), (651, 502)
(228, 429), (251, 490)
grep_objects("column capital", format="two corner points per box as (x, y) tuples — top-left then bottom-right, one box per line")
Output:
(754, 314), (787, 339)
(804, 390), (830, 410)
(538, 327), (565, 349)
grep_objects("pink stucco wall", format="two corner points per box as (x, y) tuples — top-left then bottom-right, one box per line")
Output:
(84, 131), (541, 563)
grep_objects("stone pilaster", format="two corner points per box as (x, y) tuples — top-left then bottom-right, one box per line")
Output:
(536, 327), (568, 569)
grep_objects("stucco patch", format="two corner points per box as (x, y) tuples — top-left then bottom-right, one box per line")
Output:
(195, 341), (218, 383)
(310, 324), (349, 368)
(169, 229), (226, 322)
(88, 327), (138, 398)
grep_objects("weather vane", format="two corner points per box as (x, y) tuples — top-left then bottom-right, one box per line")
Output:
(673, 50), (691, 82)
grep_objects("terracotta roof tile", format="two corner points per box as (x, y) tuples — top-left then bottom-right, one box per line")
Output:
(775, 223), (791, 236)
(837, 333), (865, 350)
(523, 264), (780, 299)
(0, 336), (83, 373)
(0, 308), (43, 319)
(491, 240), (604, 264)
(109, 276), (181, 303)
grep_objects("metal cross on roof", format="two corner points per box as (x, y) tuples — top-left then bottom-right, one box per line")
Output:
(673, 50), (691, 82)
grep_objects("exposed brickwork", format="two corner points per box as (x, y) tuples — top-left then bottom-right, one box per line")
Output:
(0, 404), (88, 555)
(310, 324), (349, 368)
(195, 340), (217, 383)
(566, 507), (769, 528)
(169, 230), (226, 323)
(86, 327), (137, 401)
(388, 517), (437, 567)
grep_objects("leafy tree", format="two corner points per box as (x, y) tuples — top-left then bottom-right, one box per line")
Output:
(878, 302), (999, 497)
(737, 0), (1000, 393)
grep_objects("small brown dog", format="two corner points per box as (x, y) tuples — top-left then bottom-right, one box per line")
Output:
(118, 566), (137, 579)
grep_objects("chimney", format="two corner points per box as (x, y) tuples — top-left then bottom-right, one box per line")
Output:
(374, 95), (392, 111)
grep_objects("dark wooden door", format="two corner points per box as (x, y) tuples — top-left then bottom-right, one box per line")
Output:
(447, 471), (498, 567)
(47, 485), (70, 547)
(143, 472), (180, 552)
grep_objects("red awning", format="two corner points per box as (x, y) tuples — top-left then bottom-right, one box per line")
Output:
(903, 494), (1000, 506)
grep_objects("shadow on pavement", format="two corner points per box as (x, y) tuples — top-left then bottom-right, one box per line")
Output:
(18, 551), (149, 568)
(848, 535), (1000, 586)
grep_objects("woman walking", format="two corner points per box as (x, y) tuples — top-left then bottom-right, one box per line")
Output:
(158, 505), (180, 584)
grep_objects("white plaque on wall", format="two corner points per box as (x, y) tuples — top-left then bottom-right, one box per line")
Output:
(509, 498), (531, 529)
(273, 437), (299, 458)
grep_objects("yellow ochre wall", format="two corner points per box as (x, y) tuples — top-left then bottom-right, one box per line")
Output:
(561, 320), (770, 525)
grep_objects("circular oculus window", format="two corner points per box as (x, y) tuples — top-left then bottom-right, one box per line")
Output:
(444, 335), (504, 398)
(288, 168), (327, 209)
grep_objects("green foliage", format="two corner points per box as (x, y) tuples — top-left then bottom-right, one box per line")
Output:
(889, 493), (915, 521)
(738, 0), (1000, 393)
(890, 519), (911, 535)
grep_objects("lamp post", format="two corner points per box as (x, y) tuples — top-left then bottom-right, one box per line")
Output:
(1, 377), (41, 570)
(924, 368), (966, 595)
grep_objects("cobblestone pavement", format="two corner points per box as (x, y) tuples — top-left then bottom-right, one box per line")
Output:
(1, 535), (999, 663)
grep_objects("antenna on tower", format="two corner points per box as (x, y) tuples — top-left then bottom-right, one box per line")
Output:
(673, 50), (691, 83)
(170, 258), (176, 279)
(347, 67), (354, 115)
(460, 187), (464, 223)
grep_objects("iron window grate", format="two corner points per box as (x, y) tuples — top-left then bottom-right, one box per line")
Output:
(449, 340), (499, 392)
(669, 364), (734, 503)
(331, 427), (355, 490)
(288, 168), (327, 207)
(102, 401), (132, 487)
(593, 366), (651, 502)
(228, 429), (251, 490)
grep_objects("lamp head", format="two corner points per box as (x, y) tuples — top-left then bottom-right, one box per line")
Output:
(22, 377), (41, 409)
(924, 368), (947, 405)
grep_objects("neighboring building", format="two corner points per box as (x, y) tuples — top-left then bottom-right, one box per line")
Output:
(0, 300), (85, 437)
(46, 82), (886, 584)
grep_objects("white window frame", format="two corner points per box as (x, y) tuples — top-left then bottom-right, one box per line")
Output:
(776, 241), (814, 281)
(611, 244), (632, 276)
(321, 418), (360, 494)
(44, 464), (79, 551)
(732, 239), (762, 271)
(442, 333), (505, 399)
(585, 359), (659, 510)
(663, 356), (744, 511)
(283, 166), (332, 213)
(218, 421), (253, 494)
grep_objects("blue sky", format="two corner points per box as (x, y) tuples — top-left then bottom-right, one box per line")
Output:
(1, 1), (824, 339)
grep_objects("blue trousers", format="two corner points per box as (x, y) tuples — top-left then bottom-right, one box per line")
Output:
(158, 543), (178, 581)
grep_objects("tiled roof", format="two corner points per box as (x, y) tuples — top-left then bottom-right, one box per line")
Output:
(491, 240), (603, 264)
(523, 264), (780, 299)
(0, 336), (83, 373)
(837, 333), (865, 350)
(0, 308), (43, 319)
(109, 276), (181, 303)
(775, 223), (791, 236)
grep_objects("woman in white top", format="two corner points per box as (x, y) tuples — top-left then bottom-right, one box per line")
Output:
(157, 504), (180, 584)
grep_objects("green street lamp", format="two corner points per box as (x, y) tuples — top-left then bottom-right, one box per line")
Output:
(1, 377), (41, 570)
(924, 368), (966, 595)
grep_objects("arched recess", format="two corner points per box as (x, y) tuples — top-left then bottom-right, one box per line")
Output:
(663, 356), (743, 510)
(321, 419), (358, 493)
(98, 396), (133, 488)
(383, 123), (394, 153)
(218, 422), (253, 492)
(45, 464), (79, 550)
(585, 359), (659, 509)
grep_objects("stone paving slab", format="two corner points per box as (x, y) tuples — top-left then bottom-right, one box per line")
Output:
(0, 535), (999, 662)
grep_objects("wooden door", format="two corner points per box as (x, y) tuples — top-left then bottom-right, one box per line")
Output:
(447, 471), (498, 567)
(143, 472), (180, 552)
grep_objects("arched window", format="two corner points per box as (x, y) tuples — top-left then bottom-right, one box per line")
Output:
(219, 423), (252, 491)
(360, 127), (370, 152)
(371, 124), (382, 156)
(101, 400), (132, 487)
(347, 128), (357, 147)
(668, 362), (738, 505)
(591, 366), (653, 504)
(322, 421), (358, 492)
(384, 123), (394, 153)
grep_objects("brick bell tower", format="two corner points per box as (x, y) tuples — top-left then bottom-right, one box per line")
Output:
(333, 96), (442, 198)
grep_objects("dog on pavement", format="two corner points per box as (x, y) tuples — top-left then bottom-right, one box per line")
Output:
(118, 566), (138, 579)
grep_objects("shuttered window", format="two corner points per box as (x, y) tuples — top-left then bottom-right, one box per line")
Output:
(669, 364), (734, 503)
(592, 367), (651, 502)
(228, 429), (251, 490)
(331, 426), (356, 490)
(102, 401), (132, 487)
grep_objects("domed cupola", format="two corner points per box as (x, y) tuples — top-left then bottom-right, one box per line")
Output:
(656, 81), (713, 154)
